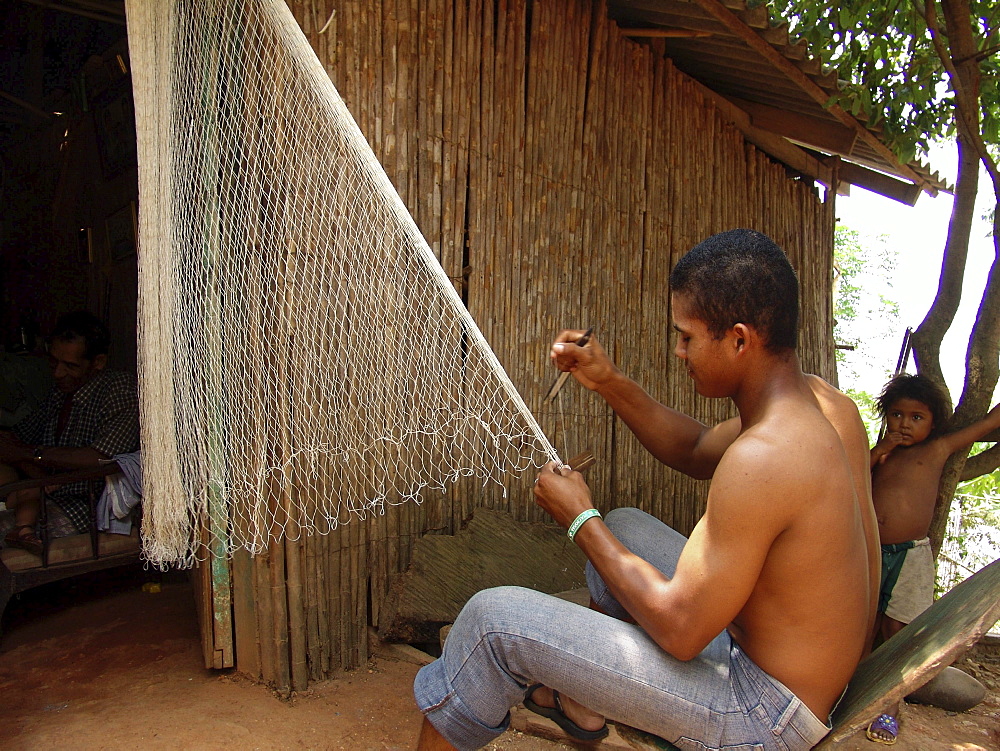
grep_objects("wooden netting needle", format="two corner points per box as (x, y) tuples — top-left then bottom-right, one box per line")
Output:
(564, 450), (595, 473)
(542, 327), (593, 405)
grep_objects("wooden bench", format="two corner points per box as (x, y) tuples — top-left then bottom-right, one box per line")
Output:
(611, 556), (1000, 749)
(0, 464), (142, 626)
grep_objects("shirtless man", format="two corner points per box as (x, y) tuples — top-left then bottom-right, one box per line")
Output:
(414, 229), (879, 751)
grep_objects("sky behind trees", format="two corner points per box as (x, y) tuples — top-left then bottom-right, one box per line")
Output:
(835, 142), (997, 400)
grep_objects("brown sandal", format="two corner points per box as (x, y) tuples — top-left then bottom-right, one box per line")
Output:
(4, 524), (43, 556)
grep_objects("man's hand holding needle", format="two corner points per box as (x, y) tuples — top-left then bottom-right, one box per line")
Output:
(542, 327), (593, 404)
(545, 328), (619, 399)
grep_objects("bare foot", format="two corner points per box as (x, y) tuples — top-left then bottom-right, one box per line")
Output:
(525, 685), (606, 733)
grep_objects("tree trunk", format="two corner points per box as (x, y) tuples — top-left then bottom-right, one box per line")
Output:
(910, 134), (993, 557)
(910, 136), (979, 391)
(914, 2), (1000, 558)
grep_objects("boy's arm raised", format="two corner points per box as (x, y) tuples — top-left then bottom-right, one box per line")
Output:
(938, 403), (1000, 455)
(550, 330), (739, 479)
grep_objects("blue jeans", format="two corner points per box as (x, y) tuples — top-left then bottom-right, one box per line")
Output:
(414, 508), (831, 750)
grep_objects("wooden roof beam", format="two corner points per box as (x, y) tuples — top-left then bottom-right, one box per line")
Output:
(726, 96), (857, 155)
(622, 28), (713, 38)
(688, 0), (929, 192)
(17, 0), (126, 27)
(833, 160), (923, 206)
(692, 80), (834, 188)
(0, 90), (53, 121)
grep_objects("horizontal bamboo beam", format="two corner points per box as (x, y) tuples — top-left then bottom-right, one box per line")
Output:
(621, 28), (713, 38)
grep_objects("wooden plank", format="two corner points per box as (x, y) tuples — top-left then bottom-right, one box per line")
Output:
(835, 160), (923, 206)
(191, 555), (217, 671)
(819, 557), (1000, 746)
(726, 95), (857, 155)
(305, 523), (325, 680)
(325, 525), (343, 670)
(286, 534), (308, 690)
(231, 549), (262, 680)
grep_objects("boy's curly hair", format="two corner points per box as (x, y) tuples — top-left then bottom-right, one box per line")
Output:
(875, 374), (952, 435)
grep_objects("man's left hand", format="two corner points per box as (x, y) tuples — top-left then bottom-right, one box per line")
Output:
(533, 460), (593, 529)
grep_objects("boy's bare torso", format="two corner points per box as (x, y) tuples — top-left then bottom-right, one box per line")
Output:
(872, 440), (947, 544)
(721, 375), (876, 719)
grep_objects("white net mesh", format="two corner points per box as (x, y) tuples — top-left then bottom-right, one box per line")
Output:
(127, 0), (558, 568)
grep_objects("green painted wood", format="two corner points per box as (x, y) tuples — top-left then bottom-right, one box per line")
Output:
(818, 556), (1000, 747)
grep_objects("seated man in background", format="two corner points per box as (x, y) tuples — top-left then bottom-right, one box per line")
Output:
(0, 311), (139, 554)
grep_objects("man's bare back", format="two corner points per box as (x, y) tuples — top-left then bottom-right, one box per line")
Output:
(709, 376), (876, 719)
(807, 376), (881, 626)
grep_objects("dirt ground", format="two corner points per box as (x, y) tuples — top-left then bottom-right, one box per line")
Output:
(0, 565), (997, 751)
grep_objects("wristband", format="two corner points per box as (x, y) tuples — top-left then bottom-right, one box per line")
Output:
(567, 508), (601, 542)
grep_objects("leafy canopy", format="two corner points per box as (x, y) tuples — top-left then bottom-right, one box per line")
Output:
(763, 1), (1000, 163)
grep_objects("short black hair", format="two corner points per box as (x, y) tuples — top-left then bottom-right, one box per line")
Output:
(876, 374), (952, 435)
(50, 311), (110, 361)
(669, 229), (799, 351)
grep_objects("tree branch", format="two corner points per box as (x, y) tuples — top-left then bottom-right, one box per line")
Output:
(955, 42), (1000, 65)
(960, 443), (1000, 481)
(911, 136), (979, 387)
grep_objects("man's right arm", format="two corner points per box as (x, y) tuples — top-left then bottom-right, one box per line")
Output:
(550, 330), (739, 478)
(594, 370), (739, 478)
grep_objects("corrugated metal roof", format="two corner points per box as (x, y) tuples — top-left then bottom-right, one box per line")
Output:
(606, 0), (950, 202)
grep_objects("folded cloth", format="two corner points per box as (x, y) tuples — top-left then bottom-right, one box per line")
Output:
(96, 451), (142, 535)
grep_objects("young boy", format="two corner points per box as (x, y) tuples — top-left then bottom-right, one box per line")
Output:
(866, 373), (1000, 744)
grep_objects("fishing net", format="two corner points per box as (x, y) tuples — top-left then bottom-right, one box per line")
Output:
(126, 0), (558, 567)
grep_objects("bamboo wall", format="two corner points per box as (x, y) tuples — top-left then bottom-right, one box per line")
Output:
(232, 0), (836, 689)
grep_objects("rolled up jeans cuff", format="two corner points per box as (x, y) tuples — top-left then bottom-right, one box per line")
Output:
(414, 658), (509, 751)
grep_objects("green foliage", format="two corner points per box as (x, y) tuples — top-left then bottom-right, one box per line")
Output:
(845, 386), (883, 444)
(769, 1), (1000, 162)
(958, 452), (1000, 498)
(940, 467), (1000, 593)
(832, 224), (903, 441)
(832, 224), (899, 387)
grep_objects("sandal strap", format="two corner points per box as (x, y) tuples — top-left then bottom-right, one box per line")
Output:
(873, 714), (898, 732)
